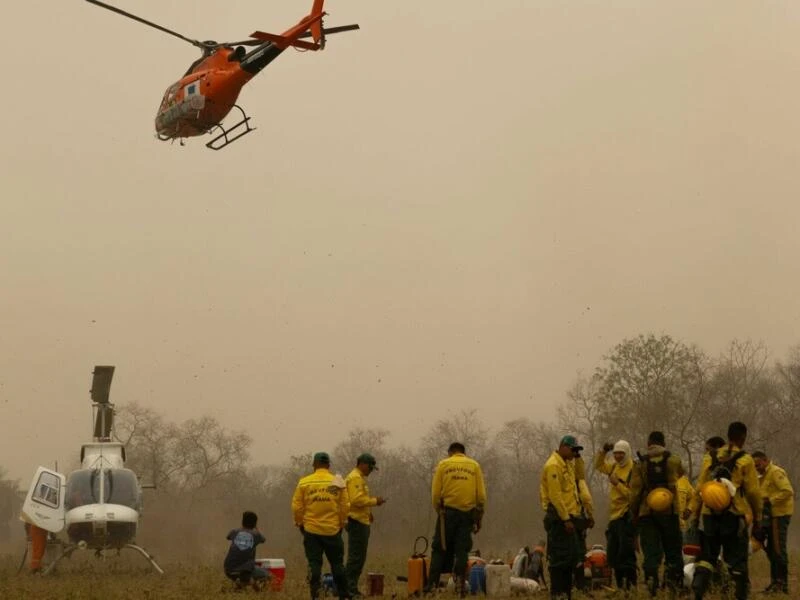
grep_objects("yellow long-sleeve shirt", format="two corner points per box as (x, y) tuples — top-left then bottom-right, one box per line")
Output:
(594, 453), (633, 521)
(292, 468), (350, 536)
(540, 451), (580, 522)
(431, 453), (487, 512)
(676, 476), (694, 530)
(689, 445), (762, 521)
(571, 457), (594, 520)
(759, 462), (794, 518)
(346, 467), (378, 525)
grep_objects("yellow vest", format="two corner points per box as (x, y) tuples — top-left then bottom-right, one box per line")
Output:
(346, 467), (378, 525)
(540, 451), (580, 521)
(292, 468), (350, 536)
(594, 454), (633, 521)
(760, 463), (794, 518)
(431, 453), (487, 512)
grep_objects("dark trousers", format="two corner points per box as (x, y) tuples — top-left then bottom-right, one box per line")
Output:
(427, 507), (474, 590)
(764, 515), (790, 591)
(692, 513), (749, 600)
(303, 530), (349, 600)
(345, 518), (371, 596)
(607, 512), (638, 589)
(638, 513), (683, 596)
(544, 509), (583, 600)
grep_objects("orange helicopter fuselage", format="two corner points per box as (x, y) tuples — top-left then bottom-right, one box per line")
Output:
(154, 44), (281, 140)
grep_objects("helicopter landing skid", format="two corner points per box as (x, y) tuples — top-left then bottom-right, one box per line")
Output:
(206, 105), (255, 150)
(125, 543), (165, 575)
(40, 542), (164, 575)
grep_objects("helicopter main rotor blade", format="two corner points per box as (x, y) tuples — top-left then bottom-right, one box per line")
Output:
(221, 40), (265, 47)
(85, 0), (202, 49)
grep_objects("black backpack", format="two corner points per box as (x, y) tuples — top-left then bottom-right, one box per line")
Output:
(644, 450), (671, 490)
(709, 449), (747, 483)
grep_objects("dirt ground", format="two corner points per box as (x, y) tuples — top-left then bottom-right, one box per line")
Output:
(0, 550), (794, 599)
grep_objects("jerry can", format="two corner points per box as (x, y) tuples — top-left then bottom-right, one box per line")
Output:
(407, 536), (429, 595)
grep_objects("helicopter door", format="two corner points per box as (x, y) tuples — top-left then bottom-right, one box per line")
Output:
(21, 467), (66, 533)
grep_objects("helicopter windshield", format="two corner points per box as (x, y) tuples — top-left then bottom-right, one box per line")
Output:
(65, 468), (141, 511)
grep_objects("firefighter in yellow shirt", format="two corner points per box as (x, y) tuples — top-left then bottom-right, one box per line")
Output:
(689, 422), (763, 600)
(675, 464), (695, 532)
(594, 440), (636, 590)
(570, 450), (595, 593)
(629, 431), (684, 597)
(292, 452), (350, 600)
(425, 442), (487, 596)
(540, 435), (583, 600)
(753, 450), (793, 594)
(344, 453), (386, 598)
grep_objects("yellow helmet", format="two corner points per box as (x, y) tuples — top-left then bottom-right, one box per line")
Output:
(700, 480), (731, 512)
(646, 488), (674, 513)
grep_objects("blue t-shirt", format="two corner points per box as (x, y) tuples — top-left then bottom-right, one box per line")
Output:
(224, 528), (266, 572)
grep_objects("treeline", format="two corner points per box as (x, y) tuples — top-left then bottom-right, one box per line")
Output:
(1, 334), (798, 561)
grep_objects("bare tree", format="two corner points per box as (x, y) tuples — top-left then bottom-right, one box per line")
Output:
(591, 334), (709, 478)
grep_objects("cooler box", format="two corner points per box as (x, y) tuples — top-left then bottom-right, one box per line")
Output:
(485, 564), (510, 597)
(255, 558), (287, 591)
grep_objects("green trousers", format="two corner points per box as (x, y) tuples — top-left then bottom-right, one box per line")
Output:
(345, 518), (371, 596)
(606, 512), (637, 589)
(544, 506), (583, 600)
(303, 529), (349, 600)
(638, 513), (683, 595)
(693, 513), (750, 600)
(426, 507), (474, 590)
(764, 515), (790, 592)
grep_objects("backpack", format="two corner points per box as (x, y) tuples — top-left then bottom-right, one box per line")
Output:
(524, 552), (544, 581)
(709, 449), (747, 485)
(644, 451), (671, 490)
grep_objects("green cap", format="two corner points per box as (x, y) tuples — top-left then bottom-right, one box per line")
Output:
(313, 452), (331, 464)
(559, 435), (583, 451)
(357, 453), (378, 469)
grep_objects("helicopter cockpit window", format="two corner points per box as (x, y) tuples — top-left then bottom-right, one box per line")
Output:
(159, 84), (180, 112)
(66, 469), (95, 509)
(65, 468), (142, 510)
(107, 469), (141, 510)
(32, 472), (61, 508)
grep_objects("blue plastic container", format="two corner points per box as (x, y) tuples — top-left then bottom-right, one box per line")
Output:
(469, 563), (486, 595)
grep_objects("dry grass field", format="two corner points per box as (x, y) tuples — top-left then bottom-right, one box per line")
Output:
(0, 550), (794, 600)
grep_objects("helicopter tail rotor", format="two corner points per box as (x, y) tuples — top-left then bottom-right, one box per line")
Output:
(310, 0), (325, 45)
(90, 365), (115, 441)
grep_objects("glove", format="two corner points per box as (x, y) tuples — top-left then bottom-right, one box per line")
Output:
(603, 442), (614, 453)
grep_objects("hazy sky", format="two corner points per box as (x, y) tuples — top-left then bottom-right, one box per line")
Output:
(1, 1), (799, 483)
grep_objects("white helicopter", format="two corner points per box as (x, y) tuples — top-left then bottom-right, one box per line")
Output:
(20, 366), (164, 574)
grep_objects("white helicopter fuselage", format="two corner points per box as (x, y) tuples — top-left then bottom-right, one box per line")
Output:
(22, 442), (144, 548)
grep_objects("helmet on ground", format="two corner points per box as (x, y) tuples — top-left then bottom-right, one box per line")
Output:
(646, 488), (674, 513)
(700, 480), (731, 512)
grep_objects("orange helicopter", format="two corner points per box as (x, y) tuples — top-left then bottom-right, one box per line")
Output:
(86, 0), (359, 150)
